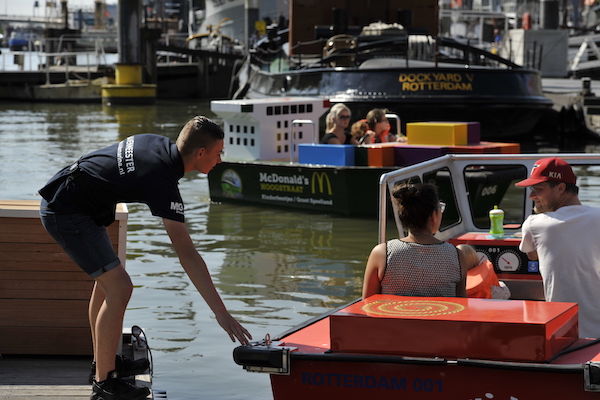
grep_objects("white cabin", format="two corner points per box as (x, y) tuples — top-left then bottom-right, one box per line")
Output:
(210, 97), (330, 161)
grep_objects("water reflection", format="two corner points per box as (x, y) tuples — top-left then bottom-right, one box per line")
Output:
(102, 104), (160, 138)
(203, 202), (373, 319)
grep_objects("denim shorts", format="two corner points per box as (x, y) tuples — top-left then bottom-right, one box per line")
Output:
(40, 199), (121, 278)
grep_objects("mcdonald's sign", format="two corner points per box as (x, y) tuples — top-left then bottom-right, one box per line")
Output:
(311, 172), (332, 195)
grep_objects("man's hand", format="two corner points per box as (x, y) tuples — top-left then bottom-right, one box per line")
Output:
(215, 310), (252, 345)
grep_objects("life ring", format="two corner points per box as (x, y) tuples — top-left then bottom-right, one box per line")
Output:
(466, 259), (500, 299)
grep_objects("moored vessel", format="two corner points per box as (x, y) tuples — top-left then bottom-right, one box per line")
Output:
(231, 153), (600, 399)
(233, 0), (554, 141)
(208, 97), (522, 217)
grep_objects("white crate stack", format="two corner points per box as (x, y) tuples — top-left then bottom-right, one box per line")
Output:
(210, 97), (329, 161)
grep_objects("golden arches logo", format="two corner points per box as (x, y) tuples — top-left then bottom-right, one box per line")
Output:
(362, 300), (465, 317)
(311, 172), (332, 195)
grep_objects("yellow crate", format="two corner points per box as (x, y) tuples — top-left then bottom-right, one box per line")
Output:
(406, 122), (468, 146)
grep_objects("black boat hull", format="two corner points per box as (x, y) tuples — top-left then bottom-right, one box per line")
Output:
(242, 65), (554, 140)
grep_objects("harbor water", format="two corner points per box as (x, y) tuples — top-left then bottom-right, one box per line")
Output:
(4, 100), (600, 399)
(0, 100), (378, 399)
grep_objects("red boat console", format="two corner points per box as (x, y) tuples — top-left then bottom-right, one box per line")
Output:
(330, 295), (578, 362)
(448, 231), (537, 278)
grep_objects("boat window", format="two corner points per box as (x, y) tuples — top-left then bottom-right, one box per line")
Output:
(464, 164), (527, 229)
(267, 106), (273, 115)
(423, 168), (460, 231)
(572, 165), (600, 204)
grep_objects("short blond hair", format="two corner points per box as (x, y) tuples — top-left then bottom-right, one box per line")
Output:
(176, 116), (224, 158)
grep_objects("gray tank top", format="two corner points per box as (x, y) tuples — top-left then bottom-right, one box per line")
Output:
(381, 239), (462, 297)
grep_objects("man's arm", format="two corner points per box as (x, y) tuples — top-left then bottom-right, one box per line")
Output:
(519, 218), (538, 260)
(163, 218), (251, 345)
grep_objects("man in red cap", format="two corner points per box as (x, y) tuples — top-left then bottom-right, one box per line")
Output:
(516, 156), (600, 338)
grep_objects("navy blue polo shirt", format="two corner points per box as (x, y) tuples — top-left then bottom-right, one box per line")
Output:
(40, 134), (185, 224)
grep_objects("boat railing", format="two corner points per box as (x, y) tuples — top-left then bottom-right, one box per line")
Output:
(385, 113), (402, 136)
(378, 153), (600, 244)
(436, 36), (521, 69)
(0, 36), (114, 73)
(570, 34), (600, 73)
(438, 9), (510, 48)
(160, 33), (193, 63)
(253, 33), (520, 72)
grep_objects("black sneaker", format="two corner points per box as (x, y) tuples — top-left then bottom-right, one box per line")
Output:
(89, 356), (150, 384)
(90, 373), (150, 400)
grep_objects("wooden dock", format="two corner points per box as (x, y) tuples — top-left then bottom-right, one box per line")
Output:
(0, 356), (91, 399)
(0, 328), (159, 399)
(0, 201), (163, 399)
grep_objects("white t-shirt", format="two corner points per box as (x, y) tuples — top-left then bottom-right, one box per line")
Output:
(520, 205), (600, 338)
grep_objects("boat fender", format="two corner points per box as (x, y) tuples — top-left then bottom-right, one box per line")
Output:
(466, 259), (500, 299)
(585, 362), (600, 392)
(233, 342), (296, 374)
(233, 345), (285, 368)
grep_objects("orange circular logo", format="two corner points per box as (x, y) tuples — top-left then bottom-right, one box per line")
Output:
(362, 300), (465, 317)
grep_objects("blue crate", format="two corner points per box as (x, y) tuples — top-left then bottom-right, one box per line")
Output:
(298, 144), (355, 166)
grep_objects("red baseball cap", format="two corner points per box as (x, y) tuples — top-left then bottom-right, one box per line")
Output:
(515, 157), (577, 187)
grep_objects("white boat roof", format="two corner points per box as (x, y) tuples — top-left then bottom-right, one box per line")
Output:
(211, 97), (327, 112)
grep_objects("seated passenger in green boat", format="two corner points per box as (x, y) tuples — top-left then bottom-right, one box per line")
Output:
(351, 119), (369, 145)
(362, 182), (473, 298)
(362, 108), (404, 144)
(320, 103), (357, 145)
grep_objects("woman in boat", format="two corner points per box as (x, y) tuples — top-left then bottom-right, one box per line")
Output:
(320, 103), (357, 145)
(363, 108), (398, 144)
(362, 182), (472, 298)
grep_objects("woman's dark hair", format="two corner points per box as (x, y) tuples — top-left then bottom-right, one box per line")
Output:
(392, 182), (439, 231)
(366, 108), (387, 130)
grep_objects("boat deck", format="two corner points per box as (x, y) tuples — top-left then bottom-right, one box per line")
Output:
(279, 314), (600, 364)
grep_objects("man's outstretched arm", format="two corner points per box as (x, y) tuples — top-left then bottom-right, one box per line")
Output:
(163, 218), (252, 345)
